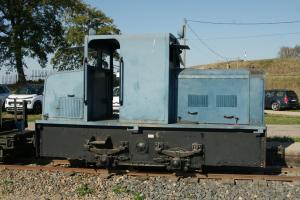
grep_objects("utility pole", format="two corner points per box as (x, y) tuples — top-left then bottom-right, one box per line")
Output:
(183, 18), (187, 68)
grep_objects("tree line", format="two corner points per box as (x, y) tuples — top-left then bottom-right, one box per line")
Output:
(0, 0), (119, 83)
(278, 45), (300, 59)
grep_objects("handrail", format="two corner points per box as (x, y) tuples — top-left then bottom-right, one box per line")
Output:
(0, 99), (2, 128)
(83, 57), (88, 105)
(119, 57), (124, 106)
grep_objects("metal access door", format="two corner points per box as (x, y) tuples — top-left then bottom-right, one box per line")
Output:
(84, 40), (116, 121)
(86, 66), (111, 121)
(178, 73), (250, 125)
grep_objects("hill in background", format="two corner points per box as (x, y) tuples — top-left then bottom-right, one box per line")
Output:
(193, 58), (300, 97)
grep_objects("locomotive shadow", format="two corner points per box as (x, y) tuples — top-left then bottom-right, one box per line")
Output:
(267, 136), (298, 167)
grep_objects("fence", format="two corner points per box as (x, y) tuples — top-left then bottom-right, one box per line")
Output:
(0, 69), (55, 84)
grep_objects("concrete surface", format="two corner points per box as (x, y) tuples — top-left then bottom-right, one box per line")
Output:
(27, 122), (35, 131)
(265, 110), (300, 117)
(267, 125), (300, 138)
(284, 142), (300, 167)
(285, 142), (300, 156)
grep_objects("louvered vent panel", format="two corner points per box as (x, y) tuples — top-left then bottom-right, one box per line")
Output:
(188, 95), (208, 107)
(216, 95), (237, 107)
(58, 97), (83, 118)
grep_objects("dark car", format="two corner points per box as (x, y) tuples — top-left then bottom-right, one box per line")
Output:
(265, 89), (299, 111)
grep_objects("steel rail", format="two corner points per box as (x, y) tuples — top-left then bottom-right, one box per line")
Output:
(0, 163), (300, 183)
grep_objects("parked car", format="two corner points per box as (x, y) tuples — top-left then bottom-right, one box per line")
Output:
(265, 89), (299, 111)
(0, 85), (11, 110)
(5, 84), (44, 114)
(113, 86), (120, 112)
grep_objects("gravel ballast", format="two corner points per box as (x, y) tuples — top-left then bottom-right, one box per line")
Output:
(0, 169), (299, 200)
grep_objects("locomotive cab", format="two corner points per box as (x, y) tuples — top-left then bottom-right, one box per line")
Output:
(84, 38), (120, 121)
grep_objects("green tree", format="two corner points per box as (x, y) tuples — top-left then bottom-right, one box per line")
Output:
(51, 5), (120, 71)
(0, 0), (81, 83)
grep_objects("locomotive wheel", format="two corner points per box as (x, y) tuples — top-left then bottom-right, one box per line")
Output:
(271, 102), (280, 111)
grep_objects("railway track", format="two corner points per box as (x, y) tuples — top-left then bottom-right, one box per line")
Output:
(1, 161), (300, 183)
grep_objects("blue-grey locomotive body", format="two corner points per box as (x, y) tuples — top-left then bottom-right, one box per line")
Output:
(36, 33), (266, 171)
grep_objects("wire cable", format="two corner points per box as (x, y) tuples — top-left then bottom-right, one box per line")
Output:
(187, 31), (300, 41)
(187, 19), (300, 25)
(186, 23), (229, 61)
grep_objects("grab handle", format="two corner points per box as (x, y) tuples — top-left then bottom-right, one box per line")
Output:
(224, 115), (239, 124)
(83, 57), (88, 105)
(120, 57), (124, 106)
(188, 111), (198, 115)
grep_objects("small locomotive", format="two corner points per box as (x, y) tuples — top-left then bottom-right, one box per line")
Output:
(36, 33), (266, 171)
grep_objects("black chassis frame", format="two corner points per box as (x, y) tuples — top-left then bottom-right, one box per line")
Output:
(35, 123), (266, 171)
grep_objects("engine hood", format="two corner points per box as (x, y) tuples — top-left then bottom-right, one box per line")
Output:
(8, 94), (36, 99)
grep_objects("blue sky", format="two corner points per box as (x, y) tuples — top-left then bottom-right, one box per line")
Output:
(85, 0), (300, 66)
(16, 0), (300, 75)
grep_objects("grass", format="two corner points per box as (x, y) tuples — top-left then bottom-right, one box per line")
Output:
(193, 58), (300, 98)
(112, 186), (130, 194)
(293, 137), (300, 142)
(265, 114), (300, 125)
(266, 76), (300, 98)
(2, 112), (41, 122)
(1, 179), (14, 194)
(2, 180), (13, 185)
(112, 186), (145, 200)
(194, 58), (300, 75)
(288, 109), (300, 112)
(267, 136), (300, 143)
(133, 192), (145, 200)
(75, 184), (94, 197)
(27, 114), (42, 122)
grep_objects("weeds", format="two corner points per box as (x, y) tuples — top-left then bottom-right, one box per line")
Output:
(1, 179), (14, 194)
(112, 186), (130, 194)
(195, 58), (300, 98)
(112, 185), (144, 200)
(2, 180), (13, 185)
(268, 136), (300, 143)
(265, 114), (300, 125)
(187, 193), (196, 199)
(75, 184), (94, 196)
(133, 192), (145, 200)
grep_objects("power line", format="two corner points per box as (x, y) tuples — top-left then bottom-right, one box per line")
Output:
(186, 23), (229, 61)
(189, 42), (224, 61)
(187, 31), (300, 41)
(187, 19), (300, 25)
